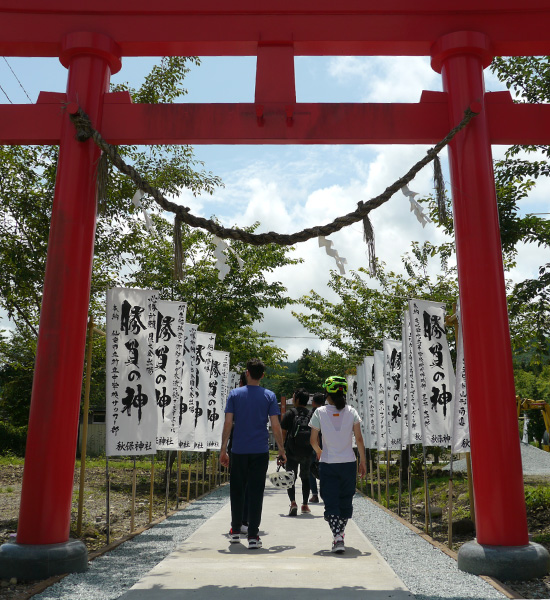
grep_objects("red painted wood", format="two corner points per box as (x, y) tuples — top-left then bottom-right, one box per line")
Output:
(432, 32), (529, 546)
(1, 3), (550, 57)
(3, 98), (550, 146)
(16, 33), (121, 545)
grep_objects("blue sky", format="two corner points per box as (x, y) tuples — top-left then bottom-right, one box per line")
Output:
(0, 55), (546, 360)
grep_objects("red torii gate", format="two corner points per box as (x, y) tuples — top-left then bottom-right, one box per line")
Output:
(0, 1), (549, 580)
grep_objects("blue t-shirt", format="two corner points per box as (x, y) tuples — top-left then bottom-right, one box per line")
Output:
(225, 385), (280, 454)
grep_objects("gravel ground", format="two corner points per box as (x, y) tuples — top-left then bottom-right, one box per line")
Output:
(28, 477), (514, 600)
(444, 443), (550, 476)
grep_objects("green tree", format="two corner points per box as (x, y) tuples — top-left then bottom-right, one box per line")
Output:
(293, 241), (458, 361)
(0, 57), (299, 428)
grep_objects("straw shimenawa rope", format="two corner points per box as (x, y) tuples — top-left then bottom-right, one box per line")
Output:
(69, 106), (478, 247)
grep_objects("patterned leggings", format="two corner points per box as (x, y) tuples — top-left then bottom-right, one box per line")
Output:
(326, 515), (348, 537)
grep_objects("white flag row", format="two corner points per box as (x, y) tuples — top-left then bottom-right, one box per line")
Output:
(347, 299), (470, 453)
(106, 288), (231, 456)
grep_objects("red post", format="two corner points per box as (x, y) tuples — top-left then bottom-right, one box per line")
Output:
(16, 33), (121, 545)
(431, 32), (528, 546)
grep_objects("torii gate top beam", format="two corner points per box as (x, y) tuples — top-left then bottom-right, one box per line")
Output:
(2, 1), (550, 58)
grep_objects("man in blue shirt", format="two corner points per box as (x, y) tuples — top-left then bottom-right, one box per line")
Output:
(220, 358), (286, 549)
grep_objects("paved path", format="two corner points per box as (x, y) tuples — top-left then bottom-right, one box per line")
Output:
(119, 465), (414, 600)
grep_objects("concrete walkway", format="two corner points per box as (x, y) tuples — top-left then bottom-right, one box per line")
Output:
(119, 464), (414, 600)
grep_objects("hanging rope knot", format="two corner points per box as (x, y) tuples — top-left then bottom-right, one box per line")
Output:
(173, 214), (185, 280)
(358, 201), (376, 276)
(68, 107), (94, 142)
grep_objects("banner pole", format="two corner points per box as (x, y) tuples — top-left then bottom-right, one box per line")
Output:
(131, 457), (137, 532)
(77, 316), (94, 537)
(448, 452), (454, 548)
(398, 448), (403, 517)
(176, 451), (182, 509)
(106, 455), (111, 545)
(208, 451), (212, 491)
(376, 451), (381, 503)
(186, 453), (192, 502)
(368, 449), (374, 498)
(385, 449), (390, 509)
(149, 454), (155, 523)
(165, 450), (171, 516)
(408, 446), (413, 524)
(466, 452), (476, 527)
(195, 453), (199, 499)
(202, 453), (206, 496)
(422, 446), (433, 535)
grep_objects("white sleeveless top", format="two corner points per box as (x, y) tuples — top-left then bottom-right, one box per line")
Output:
(309, 404), (360, 464)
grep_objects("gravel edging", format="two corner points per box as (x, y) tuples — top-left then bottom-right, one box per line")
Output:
(29, 482), (516, 600)
(352, 493), (510, 600)
(31, 485), (231, 600)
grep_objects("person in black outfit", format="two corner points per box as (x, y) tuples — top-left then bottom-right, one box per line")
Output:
(308, 392), (325, 503)
(281, 388), (312, 515)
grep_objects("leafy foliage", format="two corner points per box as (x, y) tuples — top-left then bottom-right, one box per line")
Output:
(293, 241), (458, 361)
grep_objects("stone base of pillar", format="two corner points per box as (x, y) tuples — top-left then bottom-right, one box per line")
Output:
(458, 540), (550, 580)
(0, 539), (88, 580)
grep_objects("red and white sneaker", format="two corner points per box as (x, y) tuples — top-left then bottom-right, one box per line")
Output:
(228, 528), (240, 543)
(248, 536), (262, 549)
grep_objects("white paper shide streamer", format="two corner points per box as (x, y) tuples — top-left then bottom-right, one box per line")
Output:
(176, 323), (198, 450)
(192, 331), (217, 452)
(383, 339), (403, 449)
(106, 288), (159, 456)
(452, 311), (470, 453)
(408, 299), (455, 447)
(205, 350), (230, 450)
(155, 300), (187, 450)
(318, 236), (347, 274)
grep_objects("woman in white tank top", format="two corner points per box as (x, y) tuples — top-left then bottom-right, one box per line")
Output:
(309, 376), (366, 553)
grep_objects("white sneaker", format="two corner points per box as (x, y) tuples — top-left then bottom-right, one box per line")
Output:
(240, 524), (248, 534)
(331, 534), (345, 553)
(248, 536), (262, 549)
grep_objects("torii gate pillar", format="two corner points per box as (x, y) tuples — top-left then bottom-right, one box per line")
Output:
(432, 32), (549, 578)
(0, 32), (121, 579)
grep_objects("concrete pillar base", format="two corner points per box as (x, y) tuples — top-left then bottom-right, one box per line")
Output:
(458, 540), (550, 581)
(0, 539), (88, 581)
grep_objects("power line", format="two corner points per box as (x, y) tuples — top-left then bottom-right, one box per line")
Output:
(0, 82), (12, 103)
(3, 57), (32, 103)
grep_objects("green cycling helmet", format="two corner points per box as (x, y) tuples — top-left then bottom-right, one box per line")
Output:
(323, 375), (348, 394)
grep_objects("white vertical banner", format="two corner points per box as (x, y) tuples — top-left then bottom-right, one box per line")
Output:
(383, 339), (403, 449)
(205, 350), (230, 450)
(374, 350), (387, 450)
(409, 299), (455, 447)
(346, 374), (358, 410)
(192, 331), (217, 452)
(355, 361), (368, 447)
(176, 323), (197, 451)
(365, 356), (378, 450)
(106, 288), (159, 456)
(155, 300), (187, 451)
(400, 315), (410, 446)
(404, 311), (423, 445)
(228, 371), (240, 391)
(452, 312), (471, 453)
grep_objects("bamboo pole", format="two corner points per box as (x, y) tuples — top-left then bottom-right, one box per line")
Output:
(202, 453), (206, 495)
(77, 317), (94, 537)
(149, 455), (155, 523)
(385, 449), (390, 508)
(466, 452), (476, 527)
(422, 446), (433, 536)
(448, 453), (454, 548)
(195, 453), (199, 498)
(376, 451), (381, 503)
(368, 449), (374, 498)
(165, 451), (171, 515)
(130, 457), (137, 532)
(176, 451), (182, 509)
(408, 448), (413, 524)
(186, 454), (192, 501)
(397, 448), (403, 517)
(106, 456), (111, 545)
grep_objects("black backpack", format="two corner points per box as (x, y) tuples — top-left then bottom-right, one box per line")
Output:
(288, 407), (312, 457)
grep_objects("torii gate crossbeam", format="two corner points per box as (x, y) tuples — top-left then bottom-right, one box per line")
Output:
(0, 1), (549, 581)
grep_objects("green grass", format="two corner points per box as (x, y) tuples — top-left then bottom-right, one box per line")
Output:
(525, 485), (550, 509)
